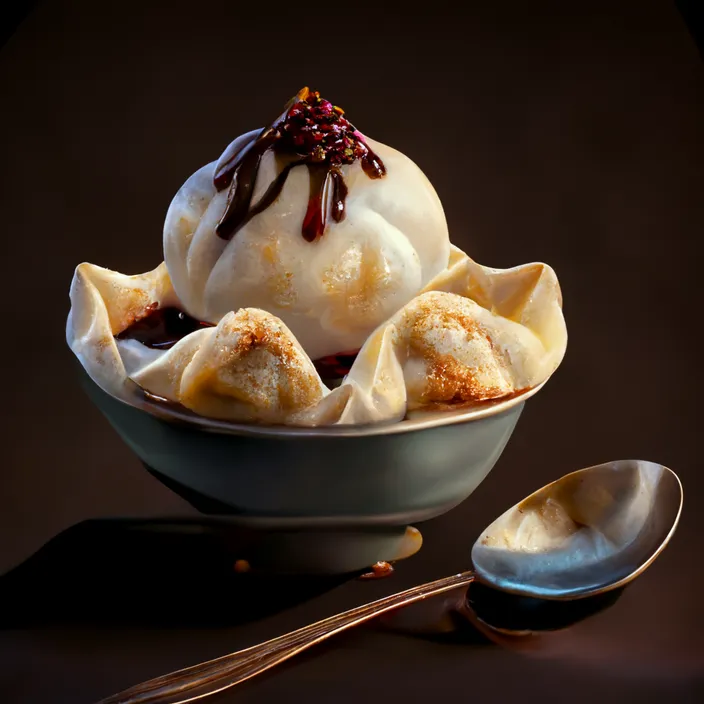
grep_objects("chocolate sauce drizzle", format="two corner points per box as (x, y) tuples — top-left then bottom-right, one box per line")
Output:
(213, 87), (386, 243)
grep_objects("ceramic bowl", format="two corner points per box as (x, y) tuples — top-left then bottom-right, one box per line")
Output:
(80, 370), (546, 574)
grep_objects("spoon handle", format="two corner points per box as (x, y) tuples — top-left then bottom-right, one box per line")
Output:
(97, 571), (475, 704)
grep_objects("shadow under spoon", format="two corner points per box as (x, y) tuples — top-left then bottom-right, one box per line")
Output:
(96, 459), (683, 704)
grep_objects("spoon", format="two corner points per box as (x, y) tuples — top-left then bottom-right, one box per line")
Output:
(97, 459), (682, 704)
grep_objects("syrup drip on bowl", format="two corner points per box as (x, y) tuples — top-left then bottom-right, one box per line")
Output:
(213, 87), (386, 242)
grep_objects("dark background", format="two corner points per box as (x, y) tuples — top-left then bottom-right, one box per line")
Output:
(1, 1), (703, 702)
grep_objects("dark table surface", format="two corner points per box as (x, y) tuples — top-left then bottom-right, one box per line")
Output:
(1, 1), (703, 702)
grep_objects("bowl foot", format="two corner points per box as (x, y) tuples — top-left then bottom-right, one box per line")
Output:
(225, 525), (423, 575)
(143, 463), (423, 574)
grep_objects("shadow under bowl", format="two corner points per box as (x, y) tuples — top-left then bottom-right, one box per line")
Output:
(80, 371), (545, 574)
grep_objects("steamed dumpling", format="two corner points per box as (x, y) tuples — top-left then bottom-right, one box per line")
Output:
(394, 291), (547, 408)
(163, 136), (450, 360)
(132, 308), (328, 423)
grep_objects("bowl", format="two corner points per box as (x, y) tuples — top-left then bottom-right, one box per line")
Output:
(79, 370), (546, 574)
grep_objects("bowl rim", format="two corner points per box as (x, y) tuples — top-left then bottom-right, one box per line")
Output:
(91, 374), (549, 439)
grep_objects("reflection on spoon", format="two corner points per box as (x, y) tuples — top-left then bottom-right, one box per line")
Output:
(95, 459), (682, 704)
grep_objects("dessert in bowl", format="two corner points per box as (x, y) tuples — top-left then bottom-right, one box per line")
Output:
(68, 88), (567, 572)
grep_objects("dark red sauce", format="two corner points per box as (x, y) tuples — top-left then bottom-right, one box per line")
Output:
(312, 349), (359, 380)
(213, 87), (386, 243)
(116, 306), (214, 350)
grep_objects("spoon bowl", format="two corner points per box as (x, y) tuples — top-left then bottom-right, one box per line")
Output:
(471, 459), (683, 600)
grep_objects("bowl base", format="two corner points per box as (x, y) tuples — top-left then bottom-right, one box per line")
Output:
(144, 463), (250, 515)
(145, 464), (423, 574)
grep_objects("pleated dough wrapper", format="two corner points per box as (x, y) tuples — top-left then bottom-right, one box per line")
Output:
(66, 261), (178, 401)
(66, 245), (566, 426)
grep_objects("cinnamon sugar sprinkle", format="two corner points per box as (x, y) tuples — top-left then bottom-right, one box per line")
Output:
(424, 353), (508, 404)
(406, 296), (514, 407)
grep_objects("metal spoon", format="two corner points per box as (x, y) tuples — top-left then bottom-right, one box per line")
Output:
(97, 459), (682, 704)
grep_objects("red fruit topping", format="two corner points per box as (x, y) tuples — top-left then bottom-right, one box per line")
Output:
(275, 89), (370, 167)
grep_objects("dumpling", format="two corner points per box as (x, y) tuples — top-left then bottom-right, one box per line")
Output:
(133, 308), (328, 423)
(320, 247), (568, 422)
(162, 88), (450, 360)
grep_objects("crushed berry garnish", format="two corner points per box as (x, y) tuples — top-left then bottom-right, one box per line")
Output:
(278, 93), (367, 167)
(214, 87), (386, 243)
